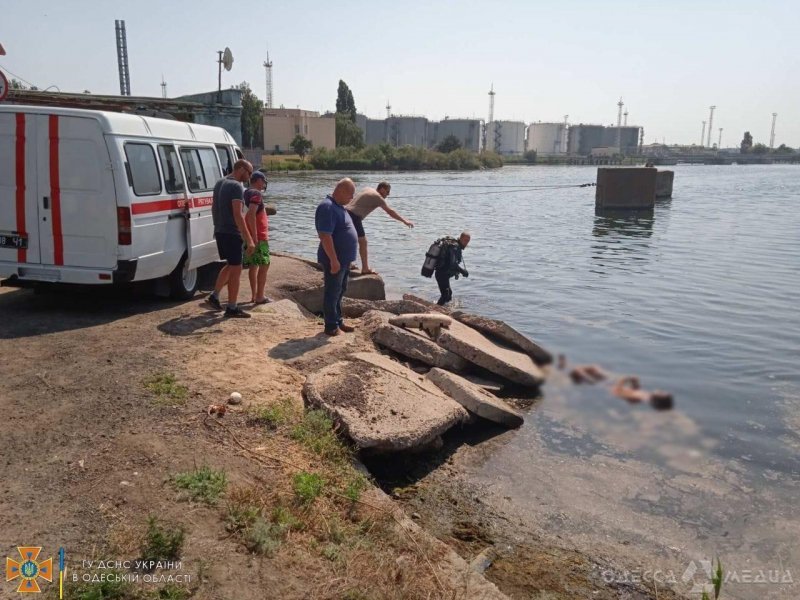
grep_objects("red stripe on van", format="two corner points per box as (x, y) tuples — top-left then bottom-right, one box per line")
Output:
(129, 195), (214, 215)
(15, 114), (26, 263)
(48, 115), (64, 265)
(130, 199), (186, 215)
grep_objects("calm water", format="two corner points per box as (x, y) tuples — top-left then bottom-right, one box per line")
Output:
(268, 165), (799, 597)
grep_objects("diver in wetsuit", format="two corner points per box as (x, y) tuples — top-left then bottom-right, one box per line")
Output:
(433, 232), (471, 306)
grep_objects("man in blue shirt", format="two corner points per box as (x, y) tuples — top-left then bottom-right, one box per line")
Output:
(315, 178), (358, 336)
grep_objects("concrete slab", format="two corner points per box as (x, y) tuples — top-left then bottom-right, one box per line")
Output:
(342, 298), (428, 318)
(451, 311), (552, 365)
(427, 368), (523, 428)
(437, 320), (545, 387)
(373, 323), (469, 372)
(292, 274), (386, 314)
(389, 313), (453, 338)
(303, 355), (468, 452)
(250, 298), (308, 321)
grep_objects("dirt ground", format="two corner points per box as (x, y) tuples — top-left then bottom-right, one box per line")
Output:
(0, 255), (686, 599)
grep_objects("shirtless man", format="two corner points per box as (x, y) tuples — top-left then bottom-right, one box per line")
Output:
(346, 182), (413, 274)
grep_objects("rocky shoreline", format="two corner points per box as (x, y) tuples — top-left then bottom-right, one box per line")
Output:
(271, 252), (686, 598)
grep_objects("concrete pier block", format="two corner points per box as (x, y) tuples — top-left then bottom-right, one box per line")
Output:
(595, 168), (656, 209)
(655, 170), (674, 198)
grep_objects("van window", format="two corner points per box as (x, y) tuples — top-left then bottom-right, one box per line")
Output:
(198, 148), (222, 186)
(216, 145), (233, 175)
(125, 143), (161, 196)
(179, 148), (206, 192)
(158, 145), (185, 194)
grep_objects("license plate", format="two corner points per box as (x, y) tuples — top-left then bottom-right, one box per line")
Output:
(0, 233), (27, 249)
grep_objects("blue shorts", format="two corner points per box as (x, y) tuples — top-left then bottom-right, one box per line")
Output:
(215, 233), (243, 266)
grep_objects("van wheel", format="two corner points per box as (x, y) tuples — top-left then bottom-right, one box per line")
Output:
(168, 260), (199, 300)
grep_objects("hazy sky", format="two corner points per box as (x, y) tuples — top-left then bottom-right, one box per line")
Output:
(2, 0), (798, 147)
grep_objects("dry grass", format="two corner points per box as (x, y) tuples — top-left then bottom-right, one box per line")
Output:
(206, 401), (460, 599)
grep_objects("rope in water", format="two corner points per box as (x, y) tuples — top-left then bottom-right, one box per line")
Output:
(389, 182), (595, 199)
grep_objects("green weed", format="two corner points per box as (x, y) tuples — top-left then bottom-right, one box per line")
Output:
(293, 471), (324, 505)
(244, 517), (284, 556)
(143, 373), (188, 405)
(248, 397), (296, 429)
(291, 410), (350, 462)
(343, 473), (369, 503)
(225, 502), (260, 533)
(173, 466), (227, 505)
(140, 517), (185, 564)
(271, 506), (303, 532)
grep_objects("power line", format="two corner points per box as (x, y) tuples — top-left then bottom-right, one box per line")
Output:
(0, 63), (38, 88)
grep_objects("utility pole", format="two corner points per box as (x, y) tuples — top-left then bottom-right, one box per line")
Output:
(160, 75), (167, 99)
(718, 127), (723, 149)
(770, 113), (777, 149)
(563, 114), (569, 154)
(385, 99), (391, 119)
(623, 109), (629, 126)
(263, 54), (273, 109)
(707, 105), (716, 148)
(616, 97), (623, 150)
(701, 121), (706, 147)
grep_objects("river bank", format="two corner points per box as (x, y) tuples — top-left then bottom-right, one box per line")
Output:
(0, 254), (692, 599)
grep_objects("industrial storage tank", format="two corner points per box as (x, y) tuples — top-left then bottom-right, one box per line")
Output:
(567, 124), (605, 155)
(387, 116), (429, 148)
(601, 126), (641, 154)
(430, 118), (482, 152)
(485, 120), (525, 155)
(365, 118), (387, 145)
(527, 122), (567, 155)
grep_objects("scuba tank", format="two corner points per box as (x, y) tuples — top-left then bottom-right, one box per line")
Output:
(421, 240), (443, 277)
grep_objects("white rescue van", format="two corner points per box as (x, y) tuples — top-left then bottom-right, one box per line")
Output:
(0, 105), (243, 298)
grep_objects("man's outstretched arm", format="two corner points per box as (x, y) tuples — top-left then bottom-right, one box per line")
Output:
(383, 206), (414, 228)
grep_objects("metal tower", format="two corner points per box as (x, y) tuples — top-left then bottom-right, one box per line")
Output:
(263, 54), (273, 109)
(718, 128), (723, 149)
(769, 113), (777, 149)
(616, 97), (624, 150)
(488, 84), (495, 124)
(385, 100), (391, 119)
(701, 121), (706, 147)
(160, 75), (167, 99)
(115, 20), (131, 96)
(624, 109), (629, 126)
(707, 105), (716, 148)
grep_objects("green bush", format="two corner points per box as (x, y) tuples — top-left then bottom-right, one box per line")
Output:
(308, 144), (502, 171)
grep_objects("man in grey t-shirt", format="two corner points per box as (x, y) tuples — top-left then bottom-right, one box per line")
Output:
(207, 159), (256, 318)
(345, 181), (414, 274)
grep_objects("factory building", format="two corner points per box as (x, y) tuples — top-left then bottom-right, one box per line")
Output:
(485, 120), (526, 155)
(262, 108), (335, 153)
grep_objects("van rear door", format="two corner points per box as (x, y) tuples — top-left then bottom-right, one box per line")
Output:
(0, 111), (40, 265)
(35, 114), (117, 269)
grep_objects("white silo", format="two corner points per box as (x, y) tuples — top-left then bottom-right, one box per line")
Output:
(527, 122), (567, 155)
(485, 120), (526, 155)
